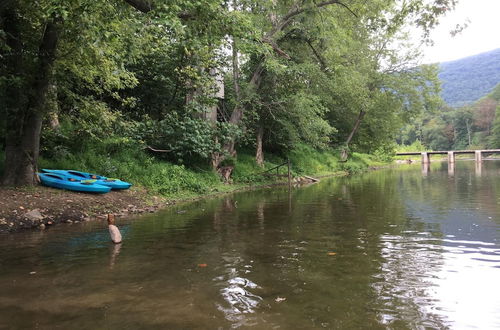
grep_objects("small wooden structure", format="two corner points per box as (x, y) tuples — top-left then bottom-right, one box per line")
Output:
(259, 160), (319, 185)
(261, 159), (292, 184)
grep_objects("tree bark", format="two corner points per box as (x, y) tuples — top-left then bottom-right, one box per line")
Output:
(2, 15), (60, 186)
(341, 109), (365, 161)
(255, 126), (264, 167)
(465, 118), (471, 147)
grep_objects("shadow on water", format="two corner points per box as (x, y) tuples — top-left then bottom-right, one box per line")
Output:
(0, 161), (499, 329)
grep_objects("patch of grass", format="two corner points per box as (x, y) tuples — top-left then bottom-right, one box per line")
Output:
(232, 153), (287, 183)
(289, 144), (341, 175)
(39, 141), (222, 199)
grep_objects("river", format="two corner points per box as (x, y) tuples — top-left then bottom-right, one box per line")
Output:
(1, 161), (499, 329)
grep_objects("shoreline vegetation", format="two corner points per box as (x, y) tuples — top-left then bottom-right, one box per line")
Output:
(0, 145), (386, 234)
(1, 1), (457, 239)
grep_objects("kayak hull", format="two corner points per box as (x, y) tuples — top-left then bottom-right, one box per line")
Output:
(41, 169), (132, 190)
(38, 173), (111, 194)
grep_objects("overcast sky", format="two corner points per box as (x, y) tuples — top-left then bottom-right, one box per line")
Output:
(421, 0), (500, 63)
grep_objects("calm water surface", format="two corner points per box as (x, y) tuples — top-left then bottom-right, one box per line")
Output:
(1, 161), (500, 329)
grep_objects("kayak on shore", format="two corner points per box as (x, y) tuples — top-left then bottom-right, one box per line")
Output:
(41, 169), (132, 190)
(37, 172), (112, 194)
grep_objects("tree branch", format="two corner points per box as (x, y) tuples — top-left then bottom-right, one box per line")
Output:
(305, 39), (327, 70)
(265, 0), (357, 57)
(281, 0), (357, 27)
(145, 145), (172, 153)
(262, 37), (291, 59)
(122, 0), (192, 19)
(123, 0), (153, 13)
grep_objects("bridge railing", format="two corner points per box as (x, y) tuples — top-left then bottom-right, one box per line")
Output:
(395, 149), (500, 163)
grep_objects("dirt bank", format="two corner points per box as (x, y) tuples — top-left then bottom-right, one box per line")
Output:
(0, 186), (168, 233)
(0, 173), (344, 234)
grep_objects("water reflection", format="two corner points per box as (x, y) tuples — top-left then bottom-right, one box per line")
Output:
(215, 255), (262, 327)
(476, 161), (482, 177)
(0, 161), (499, 328)
(108, 242), (121, 269)
(422, 162), (430, 176)
(448, 161), (455, 177)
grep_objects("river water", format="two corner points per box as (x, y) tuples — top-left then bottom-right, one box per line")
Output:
(1, 161), (500, 329)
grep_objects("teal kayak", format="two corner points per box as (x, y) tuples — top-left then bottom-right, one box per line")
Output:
(38, 173), (111, 194)
(41, 169), (132, 190)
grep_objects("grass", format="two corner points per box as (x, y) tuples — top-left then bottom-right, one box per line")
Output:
(1, 142), (386, 200)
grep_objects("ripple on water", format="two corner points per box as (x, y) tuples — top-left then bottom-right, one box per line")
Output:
(374, 233), (500, 328)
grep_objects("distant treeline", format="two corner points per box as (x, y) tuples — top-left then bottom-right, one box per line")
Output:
(398, 84), (500, 150)
(439, 48), (500, 107)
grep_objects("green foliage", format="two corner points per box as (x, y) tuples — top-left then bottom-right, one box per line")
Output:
(396, 140), (428, 153)
(135, 115), (240, 163)
(1, 0), (457, 187)
(400, 82), (500, 151)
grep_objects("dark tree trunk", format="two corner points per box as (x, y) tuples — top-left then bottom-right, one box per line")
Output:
(341, 109), (365, 162)
(2, 15), (60, 186)
(255, 126), (264, 167)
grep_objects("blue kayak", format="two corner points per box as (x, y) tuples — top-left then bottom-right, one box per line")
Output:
(41, 169), (132, 190)
(38, 173), (111, 194)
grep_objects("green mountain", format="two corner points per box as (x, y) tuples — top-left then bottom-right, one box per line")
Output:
(439, 48), (500, 107)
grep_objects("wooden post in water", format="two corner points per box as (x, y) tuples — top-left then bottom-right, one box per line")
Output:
(448, 151), (455, 164)
(475, 150), (483, 162)
(421, 152), (430, 164)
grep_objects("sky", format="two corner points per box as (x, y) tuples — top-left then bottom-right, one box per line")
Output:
(421, 0), (500, 64)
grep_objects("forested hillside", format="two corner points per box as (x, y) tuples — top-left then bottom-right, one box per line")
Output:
(439, 48), (500, 107)
(398, 83), (500, 150)
(0, 1), (457, 188)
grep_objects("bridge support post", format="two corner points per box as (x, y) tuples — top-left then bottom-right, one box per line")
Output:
(447, 151), (455, 163)
(421, 152), (430, 164)
(475, 150), (482, 162)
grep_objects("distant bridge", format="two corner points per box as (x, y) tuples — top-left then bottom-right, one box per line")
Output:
(396, 149), (500, 163)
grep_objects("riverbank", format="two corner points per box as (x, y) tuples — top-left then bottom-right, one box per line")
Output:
(0, 146), (386, 233)
(0, 174), (345, 233)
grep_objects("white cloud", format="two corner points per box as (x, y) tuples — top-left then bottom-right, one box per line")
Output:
(421, 0), (500, 63)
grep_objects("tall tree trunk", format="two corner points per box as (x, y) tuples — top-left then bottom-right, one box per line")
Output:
(47, 82), (60, 129)
(341, 109), (365, 161)
(465, 119), (471, 147)
(216, 62), (265, 167)
(2, 15), (60, 186)
(255, 126), (264, 167)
